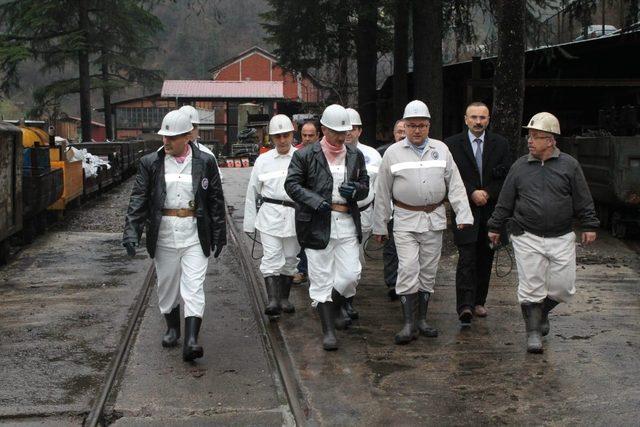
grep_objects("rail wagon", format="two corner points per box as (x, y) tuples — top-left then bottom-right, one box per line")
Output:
(557, 136), (640, 237)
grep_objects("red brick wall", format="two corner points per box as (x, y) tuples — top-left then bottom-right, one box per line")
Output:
(212, 52), (320, 102)
(215, 62), (240, 80)
(240, 53), (272, 81)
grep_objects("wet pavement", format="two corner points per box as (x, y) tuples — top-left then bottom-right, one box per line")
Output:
(223, 166), (640, 425)
(0, 177), (288, 426)
(110, 241), (288, 426)
(0, 231), (150, 424)
(2, 167), (638, 426)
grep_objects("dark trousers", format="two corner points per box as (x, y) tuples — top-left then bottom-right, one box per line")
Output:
(297, 249), (307, 274)
(455, 221), (495, 313)
(383, 219), (398, 288)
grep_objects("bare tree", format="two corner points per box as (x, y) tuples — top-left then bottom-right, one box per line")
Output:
(492, 0), (526, 159)
(412, 0), (443, 139)
(355, 0), (378, 143)
(392, 0), (409, 120)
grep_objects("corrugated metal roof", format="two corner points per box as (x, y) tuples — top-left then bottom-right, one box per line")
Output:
(161, 80), (284, 99)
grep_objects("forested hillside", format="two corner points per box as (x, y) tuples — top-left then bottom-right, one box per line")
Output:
(1, 0), (271, 120)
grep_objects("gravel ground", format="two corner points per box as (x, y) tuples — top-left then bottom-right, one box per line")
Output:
(50, 177), (135, 233)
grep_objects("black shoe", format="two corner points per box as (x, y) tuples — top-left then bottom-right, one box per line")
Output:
(541, 297), (559, 336)
(331, 289), (352, 330)
(162, 305), (181, 347)
(395, 293), (419, 345)
(264, 276), (282, 316)
(521, 303), (544, 354)
(317, 302), (338, 351)
(458, 306), (473, 328)
(183, 316), (204, 361)
(345, 296), (359, 320)
(387, 287), (399, 301)
(417, 291), (439, 336)
(279, 275), (295, 313)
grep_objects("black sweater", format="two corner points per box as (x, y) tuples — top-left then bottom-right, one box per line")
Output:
(488, 148), (599, 237)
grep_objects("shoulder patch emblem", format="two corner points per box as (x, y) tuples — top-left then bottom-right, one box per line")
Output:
(201, 177), (209, 190)
(431, 151), (439, 160)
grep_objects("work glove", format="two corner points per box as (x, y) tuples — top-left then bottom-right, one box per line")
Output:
(123, 242), (137, 257)
(317, 200), (332, 213)
(212, 243), (225, 258)
(339, 181), (357, 200)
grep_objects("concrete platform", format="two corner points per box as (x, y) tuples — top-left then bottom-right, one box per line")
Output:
(222, 166), (640, 425)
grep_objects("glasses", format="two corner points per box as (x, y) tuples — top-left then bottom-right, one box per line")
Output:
(406, 124), (429, 131)
(527, 134), (553, 141)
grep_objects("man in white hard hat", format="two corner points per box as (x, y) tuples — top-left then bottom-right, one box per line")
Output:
(372, 100), (473, 345)
(244, 114), (300, 318)
(285, 104), (369, 351)
(123, 109), (226, 362)
(488, 112), (599, 354)
(444, 102), (512, 326)
(292, 120), (321, 285)
(178, 105), (224, 183)
(343, 107), (382, 319)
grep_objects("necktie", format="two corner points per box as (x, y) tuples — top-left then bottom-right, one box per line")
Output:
(474, 138), (483, 182)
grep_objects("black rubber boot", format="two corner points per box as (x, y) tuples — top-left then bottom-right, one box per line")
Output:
(417, 291), (438, 337)
(317, 302), (338, 351)
(395, 293), (419, 345)
(331, 289), (352, 330)
(279, 275), (295, 313)
(183, 316), (204, 361)
(264, 276), (282, 316)
(162, 305), (181, 348)
(344, 296), (359, 320)
(521, 303), (544, 354)
(541, 297), (559, 336)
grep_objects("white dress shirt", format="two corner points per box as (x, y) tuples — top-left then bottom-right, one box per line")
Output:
(157, 152), (200, 248)
(243, 146), (297, 237)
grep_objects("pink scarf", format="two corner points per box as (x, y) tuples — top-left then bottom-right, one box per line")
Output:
(320, 137), (346, 165)
(174, 144), (191, 164)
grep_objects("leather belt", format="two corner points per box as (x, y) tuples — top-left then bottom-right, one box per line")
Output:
(162, 208), (196, 217)
(262, 197), (296, 208)
(331, 203), (350, 213)
(393, 199), (443, 213)
(358, 202), (372, 212)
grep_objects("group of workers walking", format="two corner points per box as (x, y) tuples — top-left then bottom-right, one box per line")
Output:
(123, 99), (599, 361)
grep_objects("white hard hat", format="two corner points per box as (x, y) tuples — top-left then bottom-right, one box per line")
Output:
(403, 100), (431, 119)
(346, 108), (362, 126)
(320, 104), (352, 132)
(157, 110), (193, 136)
(523, 112), (561, 135)
(178, 105), (200, 125)
(268, 114), (294, 135)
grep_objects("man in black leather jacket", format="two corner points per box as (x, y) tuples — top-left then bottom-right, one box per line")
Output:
(284, 104), (369, 351)
(122, 110), (226, 362)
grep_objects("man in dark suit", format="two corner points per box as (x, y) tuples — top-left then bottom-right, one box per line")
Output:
(445, 102), (511, 326)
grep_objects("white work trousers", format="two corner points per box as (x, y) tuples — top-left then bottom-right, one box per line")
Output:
(154, 243), (209, 318)
(511, 231), (576, 304)
(260, 232), (300, 277)
(394, 230), (443, 295)
(306, 236), (361, 303)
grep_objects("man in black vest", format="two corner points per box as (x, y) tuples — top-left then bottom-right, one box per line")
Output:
(445, 102), (511, 326)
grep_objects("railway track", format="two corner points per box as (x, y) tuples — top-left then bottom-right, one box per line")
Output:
(81, 209), (307, 426)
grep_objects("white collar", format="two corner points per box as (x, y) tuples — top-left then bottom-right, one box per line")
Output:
(468, 130), (485, 143)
